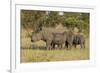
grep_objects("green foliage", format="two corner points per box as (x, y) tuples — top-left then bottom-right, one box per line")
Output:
(64, 17), (88, 32)
(21, 10), (89, 34)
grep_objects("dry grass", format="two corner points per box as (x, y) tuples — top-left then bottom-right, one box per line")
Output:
(20, 38), (89, 63)
(21, 48), (89, 63)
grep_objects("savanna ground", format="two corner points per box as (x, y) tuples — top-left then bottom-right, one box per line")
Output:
(20, 29), (89, 63)
(21, 46), (89, 63)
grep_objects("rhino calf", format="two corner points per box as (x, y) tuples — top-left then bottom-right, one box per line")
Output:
(73, 33), (85, 49)
(52, 32), (66, 49)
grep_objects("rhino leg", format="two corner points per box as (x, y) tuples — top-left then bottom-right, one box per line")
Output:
(65, 41), (68, 48)
(46, 44), (50, 50)
(80, 41), (85, 49)
(51, 42), (55, 49)
(80, 43), (85, 49)
(46, 41), (52, 50)
(58, 44), (62, 49)
(68, 41), (73, 49)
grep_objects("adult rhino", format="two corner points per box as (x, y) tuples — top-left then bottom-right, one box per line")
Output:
(51, 30), (74, 49)
(31, 30), (53, 50)
(65, 30), (74, 49)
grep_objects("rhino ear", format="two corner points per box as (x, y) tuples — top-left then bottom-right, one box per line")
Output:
(31, 31), (37, 35)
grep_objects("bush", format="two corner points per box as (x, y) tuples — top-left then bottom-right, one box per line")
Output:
(64, 17), (89, 34)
